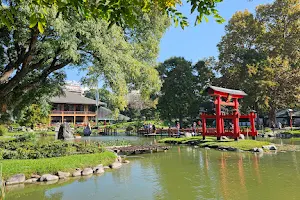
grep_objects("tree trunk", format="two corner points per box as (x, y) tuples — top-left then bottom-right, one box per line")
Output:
(179, 113), (183, 128)
(268, 107), (276, 127)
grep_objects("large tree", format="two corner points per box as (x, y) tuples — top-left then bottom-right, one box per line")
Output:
(0, 2), (169, 119)
(157, 57), (214, 125)
(1, 0), (225, 32)
(216, 0), (300, 124)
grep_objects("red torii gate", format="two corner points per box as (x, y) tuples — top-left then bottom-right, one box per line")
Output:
(201, 86), (257, 140)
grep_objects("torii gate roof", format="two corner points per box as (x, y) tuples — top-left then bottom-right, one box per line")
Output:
(206, 85), (247, 98)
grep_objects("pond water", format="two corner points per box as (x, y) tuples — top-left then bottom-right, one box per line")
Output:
(5, 136), (300, 200)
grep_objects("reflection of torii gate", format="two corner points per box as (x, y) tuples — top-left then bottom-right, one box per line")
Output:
(201, 86), (257, 140)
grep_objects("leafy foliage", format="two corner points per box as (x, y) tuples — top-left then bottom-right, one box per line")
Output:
(157, 57), (215, 124)
(0, 2), (169, 119)
(1, 0), (225, 33)
(0, 139), (130, 159)
(215, 0), (300, 124)
(0, 124), (7, 136)
(17, 103), (50, 127)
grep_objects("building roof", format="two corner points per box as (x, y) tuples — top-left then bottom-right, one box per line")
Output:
(206, 85), (247, 96)
(276, 110), (300, 118)
(264, 109), (300, 118)
(50, 91), (106, 105)
(97, 107), (130, 121)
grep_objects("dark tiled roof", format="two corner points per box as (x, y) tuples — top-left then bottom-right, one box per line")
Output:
(276, 110), (300, 118)
(207, 85), (247, 96)
(50, 91), (106, 105)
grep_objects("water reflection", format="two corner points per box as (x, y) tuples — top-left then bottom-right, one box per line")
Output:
(253, 153), (262, 184)
(220, 152), (229, 200)
(6, 147), (300, 200)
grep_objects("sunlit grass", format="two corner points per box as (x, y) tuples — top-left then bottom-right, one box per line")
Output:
(158, 136), (216, 144)
(214, 140), (271, 150)
(1, 151), (116, 179)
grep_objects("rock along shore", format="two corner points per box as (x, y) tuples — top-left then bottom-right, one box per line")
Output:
(4, 156), (129, 187)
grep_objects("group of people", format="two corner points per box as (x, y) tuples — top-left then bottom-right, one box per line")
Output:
(143, 123), (156, 134)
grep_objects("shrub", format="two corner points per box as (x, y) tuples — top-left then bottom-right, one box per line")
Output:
(0, 125), (8, 136)
(126, 126), (134, 132)
(0, 139), (131, 160)
(14, 132), (37, 142)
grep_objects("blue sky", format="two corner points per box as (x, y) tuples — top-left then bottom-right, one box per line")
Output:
(66, 0), (274, 82)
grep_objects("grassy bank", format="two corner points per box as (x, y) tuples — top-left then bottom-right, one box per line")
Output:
(159, 137), (271, 151)
(199, 140), (271, 150)
(158, 136), (214, 144)
(1, 151), (116, 179)
(280, 130), (300, 135)
(0, 131), (56, 141)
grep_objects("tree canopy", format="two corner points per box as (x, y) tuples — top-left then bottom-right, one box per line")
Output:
(215, 0), (300, 124)
(157, 57), (214, 125)
(0, 2), (169, 119)
(1, 0), (225, 33)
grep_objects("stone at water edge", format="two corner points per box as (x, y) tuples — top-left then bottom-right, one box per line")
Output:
(115, 156), (122, 163)
(6, 174), (26, 185)
(57, 171), (71, 178)
(267, 133), (275, 137)
(82, 168), (93, 176)
(72, 169), (82, 177)
(39, 174), (59, 182)
(109, 162), (122, 169)
(269, 145), (277, 150)
(24, 178), (38, 184)
(221, 136), (229, 140)
(227, 147), (237, 151)
(31, 174), (41, 179)
(205, 147), (210, 150)
(122, 160), (130, 164)
(262, 145), (277, 151)
(253, 148), (264, 153)
(93, 166), (105, 174)
(239, 134), (245, 140)
(103, 166), (110, 170)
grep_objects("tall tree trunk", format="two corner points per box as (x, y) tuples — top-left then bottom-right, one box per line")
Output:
(179, 112), (183, 128)
(268, 106), (276, 127)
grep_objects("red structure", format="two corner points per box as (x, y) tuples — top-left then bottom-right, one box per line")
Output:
(201, 86), (257, 140)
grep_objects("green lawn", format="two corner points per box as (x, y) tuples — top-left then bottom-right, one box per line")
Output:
(0, 136), (14, 141)
(0, 131), (56, 141)
(159, 136), (271, 151)
(158, 136), (217, 144)
(210, 140), (271, 150)
(1, 151), (116, 179)
(279, 129), (300, 135)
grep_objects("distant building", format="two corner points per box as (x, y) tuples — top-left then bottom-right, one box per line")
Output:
(49, 81), (129, 125)
(264, 109), (300, 127)
(49, 90), (106, 125)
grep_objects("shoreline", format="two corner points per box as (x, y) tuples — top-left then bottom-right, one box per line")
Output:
(1, 144), (171, 189)
(1, 151), (117, 184)
(158, 136), (300, 152)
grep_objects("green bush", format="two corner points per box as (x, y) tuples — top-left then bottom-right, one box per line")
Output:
(14, 132), (37, 142)
(126, 126), (134, 132)
(0, 125), (8, 136)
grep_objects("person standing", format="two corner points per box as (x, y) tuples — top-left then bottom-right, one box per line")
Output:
(176, 122), (180, 138)
(152, 124), (156, 134)
(192, 122), (197, 136)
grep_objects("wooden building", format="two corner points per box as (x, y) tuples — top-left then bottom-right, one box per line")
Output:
(49, 91), (106, 126)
